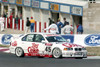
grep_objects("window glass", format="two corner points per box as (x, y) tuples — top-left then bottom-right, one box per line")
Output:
(22, 34), (34, 42)
(34, 34), (44, 42)
(46, 36), (66, 42)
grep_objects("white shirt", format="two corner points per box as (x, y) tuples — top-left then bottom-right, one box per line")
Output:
(0, 17), (4, 31)
(63, 25), (73, 34)
(44, 24), (59, 34)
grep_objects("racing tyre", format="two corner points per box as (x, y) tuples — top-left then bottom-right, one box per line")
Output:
(52, 48), (62, 59)
(15, 47), (24, 57)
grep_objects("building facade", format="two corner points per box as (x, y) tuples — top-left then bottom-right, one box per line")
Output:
(0, 0), (100, 34)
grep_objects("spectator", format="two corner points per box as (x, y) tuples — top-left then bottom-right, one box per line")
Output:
(9, 13), (13, 28)
(48, 18), (54, 26)
(77, 24), (83, 34)
(63, 18), (69, 27)
(3, 13), (7, 18)
(15, 15), (19, 29)
(43, 21), (59, 34)
(56, 18), (63, 34)
(25, 17), (30, 34)
(63, 23), (73, 34)
(30, 17), (35, 32)
(0, 15), (4, 31)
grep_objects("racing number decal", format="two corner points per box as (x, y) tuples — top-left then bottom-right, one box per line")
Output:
(45, 47), (51, 52)
(28, 43), (39, 56)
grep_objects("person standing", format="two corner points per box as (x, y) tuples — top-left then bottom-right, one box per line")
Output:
(15, 15), (19, 30)
(56, 19), (63, 34)
(0, 15), (4, 31)
(25, 17), (30, 34)
(48, 18), (54, 26)
(43, 21), (59, 34)
(63, 23), (73, 34)
(63, 18), (69, 27)
(9, 13), (13, 28)
(30, 17), (35, 33)
(77, 24), (83, 34)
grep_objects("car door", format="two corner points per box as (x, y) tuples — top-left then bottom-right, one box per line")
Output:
(33, 34), (46, 56)
(21, 34), (35, 54)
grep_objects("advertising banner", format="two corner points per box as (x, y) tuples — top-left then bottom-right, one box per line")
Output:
(71, 6), (82, 16)
(1, 34), (100, 47)
(9, 0), (15, 4)
(16, 0), (22, 5)
(74, 34), (100, 47)
(32, 1), (39, 8)
(0, 34), (23, 45)
(2, 0), (8, 2)
(50, 3), (59, 11)
(24, 0), (31, 6)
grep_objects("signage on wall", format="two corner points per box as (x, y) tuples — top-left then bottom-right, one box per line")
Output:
(40, 2), (49, 9)
(1, 34), (13, 45)
(71, 6), (82, 15)
(24, 0), (31, 6)
(32, 1), (39, 8)
(60, 5), (70, 13)
(50, 3), (59, 11)
(84, 34), (100, 46)
(9, 0), (15, 4)
(16, 0), (22, 4)
(2, 0), (8, 2)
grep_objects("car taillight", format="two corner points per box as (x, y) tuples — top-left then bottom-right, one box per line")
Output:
(45, 43), (52, 46)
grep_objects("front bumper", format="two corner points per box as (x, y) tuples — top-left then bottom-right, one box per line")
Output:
(62, 51), (87, 58)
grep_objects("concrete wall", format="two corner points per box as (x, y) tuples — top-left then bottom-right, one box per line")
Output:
(83, 3), (100, 34)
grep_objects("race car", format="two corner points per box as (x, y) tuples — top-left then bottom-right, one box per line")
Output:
(9, 33), (87, 59)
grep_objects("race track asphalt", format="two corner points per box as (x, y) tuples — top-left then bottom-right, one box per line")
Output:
(0, 52), (100, 67)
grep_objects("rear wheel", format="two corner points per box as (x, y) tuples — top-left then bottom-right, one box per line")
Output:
(15, 47), (24, 57)
(52, 48), (62, 59)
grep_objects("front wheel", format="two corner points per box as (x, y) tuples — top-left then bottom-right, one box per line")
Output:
(15, 47), (24, 57)
(52, 48), (62, 59)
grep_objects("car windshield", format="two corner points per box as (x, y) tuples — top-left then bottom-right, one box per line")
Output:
(46, 36), (66, 42)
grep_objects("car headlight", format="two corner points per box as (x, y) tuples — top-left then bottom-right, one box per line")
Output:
(64, 48), (68, 50)
(63, 48), (73, 51)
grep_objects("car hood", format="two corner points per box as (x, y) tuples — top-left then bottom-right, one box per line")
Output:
(51, 42), (83, 48)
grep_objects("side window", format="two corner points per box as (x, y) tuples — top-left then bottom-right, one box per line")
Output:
(34, 34), (44, 42)
(22, 36), (27, 41)
(22, 34), (34, 42)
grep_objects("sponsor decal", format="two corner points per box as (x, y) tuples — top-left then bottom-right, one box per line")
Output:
(28, 43), (39, 56)
(62, 43), (82, 48)
(1, 34), (13, 45)
(85, 34), (100, 46)
(11, 41), (17, 46)
(61, 35), (74, 43)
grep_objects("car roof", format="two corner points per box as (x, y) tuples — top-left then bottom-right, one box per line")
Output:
(25, 33), (60, 37)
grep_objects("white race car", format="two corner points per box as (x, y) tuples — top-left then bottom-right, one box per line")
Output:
(9, 33), (87, 59)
